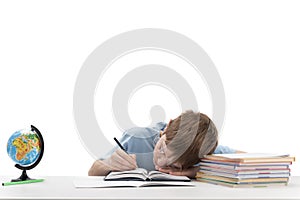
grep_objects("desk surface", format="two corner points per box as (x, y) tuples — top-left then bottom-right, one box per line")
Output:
(1, 176), (300, 200)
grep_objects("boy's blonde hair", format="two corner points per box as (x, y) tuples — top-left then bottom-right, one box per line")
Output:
(163, 110), (218, 169)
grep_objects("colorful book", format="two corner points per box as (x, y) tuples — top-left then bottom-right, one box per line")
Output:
(198, 170), (290, 179)
(196, 173), (289, 183)
(199, 166), (290, 175)
(197, 153), (295, 188)
(199, 160), (291, 170)
(204, 153), (295, 163)
(198, 178), (288, 188)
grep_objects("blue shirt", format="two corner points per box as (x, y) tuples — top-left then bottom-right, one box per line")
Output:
(102, 122), (236, 171)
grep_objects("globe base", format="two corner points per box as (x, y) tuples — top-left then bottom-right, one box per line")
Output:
(11, 170), (32, 182)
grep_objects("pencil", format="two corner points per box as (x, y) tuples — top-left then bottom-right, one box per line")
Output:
(2, 179), (44, 186)
(113, 137), (128, 153)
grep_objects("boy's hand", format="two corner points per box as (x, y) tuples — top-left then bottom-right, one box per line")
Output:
(103, 149), (137, 171)
(158, 166), (200, 179)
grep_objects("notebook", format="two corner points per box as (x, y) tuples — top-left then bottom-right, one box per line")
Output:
(104, 168), (190, 182)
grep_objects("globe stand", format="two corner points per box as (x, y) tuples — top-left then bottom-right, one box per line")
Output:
(11, 170), (32, 182)
(11, 125), (44, 182)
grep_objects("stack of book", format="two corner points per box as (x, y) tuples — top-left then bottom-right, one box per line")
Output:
(196, 153), (295, 188)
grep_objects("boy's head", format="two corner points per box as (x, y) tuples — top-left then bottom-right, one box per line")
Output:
(153, 110), (218, 169)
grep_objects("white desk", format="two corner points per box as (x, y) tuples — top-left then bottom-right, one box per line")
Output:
(1, 176), (300, 200)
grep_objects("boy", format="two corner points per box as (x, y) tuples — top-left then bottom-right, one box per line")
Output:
(89, 110), (237, 178)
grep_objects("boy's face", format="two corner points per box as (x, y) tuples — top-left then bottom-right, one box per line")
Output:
(153, 134), (168, 168)
(153, 134), (183, 170)
(153, 120), (170, 168)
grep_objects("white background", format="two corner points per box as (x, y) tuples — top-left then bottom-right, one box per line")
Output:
(0, 0), (299, 177)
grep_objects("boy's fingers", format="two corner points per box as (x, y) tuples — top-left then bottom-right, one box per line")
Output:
(115, 149), (137, 168)
(117, 149), (137, 165)
(128, 155), (137, 168)
(158, 167), (172, 173)
(169, 171), (185, 176)
(130, 154), (138, 168)
(114, 151), (136, 169)
(112, 153), (135, 169)
(169, 166), (199, 178)
(108, 151), (133, 170)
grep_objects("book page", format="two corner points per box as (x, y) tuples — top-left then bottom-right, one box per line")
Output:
(108, 168), (147, 175)
(105, 168), (190, 182)
(105, 173), (147, 181)
(105, 168), (148, 181)
(148, 171), (190, 181)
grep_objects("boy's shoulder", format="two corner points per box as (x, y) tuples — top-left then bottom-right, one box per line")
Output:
(214, 145), (236, 154)
(122, 122), (166, 138)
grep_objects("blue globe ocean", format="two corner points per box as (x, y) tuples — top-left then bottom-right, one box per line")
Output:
(7, 129), (41, 166)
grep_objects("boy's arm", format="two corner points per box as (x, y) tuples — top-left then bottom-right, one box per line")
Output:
(158, 148), (246, 178)
(214, 145), (246, 154)
(158, 166), (200, 179)
(88, 149), (137, 176)
(88, 159), (111, 176)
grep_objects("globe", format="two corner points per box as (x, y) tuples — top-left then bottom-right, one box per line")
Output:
(7, 129), (41, 166)
(6, 125), (44, 181)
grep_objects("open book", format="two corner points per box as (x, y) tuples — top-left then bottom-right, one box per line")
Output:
(104, 168), (190, 182)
